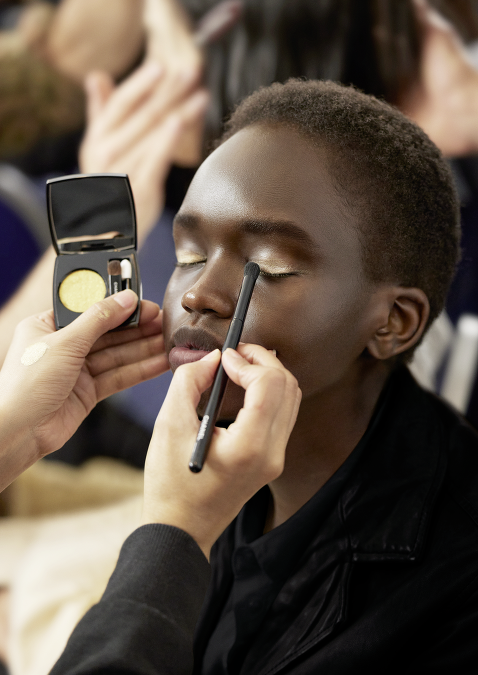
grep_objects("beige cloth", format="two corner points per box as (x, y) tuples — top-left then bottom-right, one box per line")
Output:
(0, 458), (144, 675)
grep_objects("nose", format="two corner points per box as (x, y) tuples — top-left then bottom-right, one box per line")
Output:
(181, 259), (240, 318)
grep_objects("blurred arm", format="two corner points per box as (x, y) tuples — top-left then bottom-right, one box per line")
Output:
(0, 246), (55, 368)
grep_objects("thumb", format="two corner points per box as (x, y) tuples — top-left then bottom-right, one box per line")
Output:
(157, 349), (221, 426)
(57, 290), (138, 355)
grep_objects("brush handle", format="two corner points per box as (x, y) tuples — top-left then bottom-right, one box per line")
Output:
(188, 319), (243, 472)
(188, 262), (259, 473)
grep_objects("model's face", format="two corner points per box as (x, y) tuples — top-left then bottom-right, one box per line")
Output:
(163, 124), (384, 419)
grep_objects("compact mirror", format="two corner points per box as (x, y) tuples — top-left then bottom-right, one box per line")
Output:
(47, 174), (137, 253)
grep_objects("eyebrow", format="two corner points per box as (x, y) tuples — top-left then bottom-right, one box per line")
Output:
(174, 213), (318, 250)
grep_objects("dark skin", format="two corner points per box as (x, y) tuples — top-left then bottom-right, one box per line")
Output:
(162, 123), (430, 529)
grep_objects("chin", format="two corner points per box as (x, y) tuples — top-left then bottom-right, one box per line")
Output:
(196, 381), (245, 423)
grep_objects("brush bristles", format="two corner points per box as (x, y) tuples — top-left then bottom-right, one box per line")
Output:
(108, 260), (121, 275)
(244, 261), (260, 280)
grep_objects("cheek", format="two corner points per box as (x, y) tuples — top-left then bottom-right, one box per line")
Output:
(162, 273), (187, 346)
(243, 279), (371, 396)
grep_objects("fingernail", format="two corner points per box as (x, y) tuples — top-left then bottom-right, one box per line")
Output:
(269, 349), (277, 356)
(224, 348), (242, 360)
(202, 348), (220, 361)
(113, 289), (137, 309)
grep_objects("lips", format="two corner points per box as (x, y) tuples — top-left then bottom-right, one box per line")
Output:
(169, 325), (224, 370)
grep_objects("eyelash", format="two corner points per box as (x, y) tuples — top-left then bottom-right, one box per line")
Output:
(259, 270), (295, 278)
(175, 260), (206, 268)
(175, 260), (295, 278)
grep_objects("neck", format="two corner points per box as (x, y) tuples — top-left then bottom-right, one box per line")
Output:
(265, 360), (392, 531)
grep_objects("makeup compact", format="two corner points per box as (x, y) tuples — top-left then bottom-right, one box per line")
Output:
(47, 173), (141, 330)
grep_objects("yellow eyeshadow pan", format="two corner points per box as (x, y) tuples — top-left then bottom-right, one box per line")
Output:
(59, 269), (106, 313)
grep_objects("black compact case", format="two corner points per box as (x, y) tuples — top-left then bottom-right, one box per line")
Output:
(47, 173), (141, 330)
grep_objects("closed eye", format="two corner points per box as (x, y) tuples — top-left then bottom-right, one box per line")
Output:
(175, 248), (207, 269)
(259, 270), (297, 278)
(175, 260), (206, 268)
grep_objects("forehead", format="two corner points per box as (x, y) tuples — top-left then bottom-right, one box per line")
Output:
(176, 124), (362, 263)
(183, 125), (344, 220)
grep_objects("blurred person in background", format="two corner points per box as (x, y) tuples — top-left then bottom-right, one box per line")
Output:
(0, 0), (145, 170)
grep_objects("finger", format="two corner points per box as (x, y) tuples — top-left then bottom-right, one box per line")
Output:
(56, 290), (139, 356)
(95, 353), (170, 400)
(227, 345), (300, 432)
(87, 332), (164, 376)
(92, 61), (165, 135)
(157, 349), (221, 427)
(287, 387), (303, 437)
(138, 300), (161, 324)
(123, 90), (208, 188)
(103, 112), (182, 183)
(84, 71), (114, 123)
(222, 350), (287, 418)
(100, 74), (205, 165)
(221, 349), (299, 448)
(137, 88), (209, 179)
(235, 342), (284, 369)
(89, 313), (163, 354)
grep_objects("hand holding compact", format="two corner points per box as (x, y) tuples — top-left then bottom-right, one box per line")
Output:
(142, 343), (302, 558)
(0, 290), (168, 491)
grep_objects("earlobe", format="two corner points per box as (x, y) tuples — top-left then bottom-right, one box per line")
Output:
(367, 288), (430, 360)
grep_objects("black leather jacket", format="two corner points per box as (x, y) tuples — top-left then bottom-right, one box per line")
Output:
(194, 367), (478, 674)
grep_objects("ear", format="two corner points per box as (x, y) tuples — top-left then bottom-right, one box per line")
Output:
(367, 287), (430, 360)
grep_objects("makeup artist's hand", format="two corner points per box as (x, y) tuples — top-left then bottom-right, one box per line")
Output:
(142, 343), (301, 558)
(401, 0), (478, 156)
(0, 290), (168, 492)
(144, 0), (201, 77)
(79, 60), (208, 245)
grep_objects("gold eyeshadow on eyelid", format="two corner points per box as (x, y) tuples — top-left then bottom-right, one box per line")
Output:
(176, 251), (206, 264)
(255, 262), (298, 274)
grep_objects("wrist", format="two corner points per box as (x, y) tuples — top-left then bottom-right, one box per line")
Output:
(140, 505), (213, 561)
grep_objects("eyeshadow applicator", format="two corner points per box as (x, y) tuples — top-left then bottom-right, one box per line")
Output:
(120, 259), (132, 289)
(108, 260), (122, 295)
(189, 261), (261, 473)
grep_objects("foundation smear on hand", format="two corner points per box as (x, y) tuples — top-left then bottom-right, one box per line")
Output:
(59, 269), (106, 313)
(21, 342), (49, 366)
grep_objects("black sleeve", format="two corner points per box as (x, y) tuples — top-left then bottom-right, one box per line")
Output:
(50, 524), (211, 675)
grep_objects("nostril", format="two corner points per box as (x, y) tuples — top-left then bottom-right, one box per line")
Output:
(180, 271), (239, 317)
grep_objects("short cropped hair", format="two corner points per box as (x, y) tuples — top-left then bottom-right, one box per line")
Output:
(220, 79), (460, 352)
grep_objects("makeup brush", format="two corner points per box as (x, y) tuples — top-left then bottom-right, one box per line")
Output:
(189, 261), (261, 473)
(120, 259), (133, 290)
(108, 260), (122, 295)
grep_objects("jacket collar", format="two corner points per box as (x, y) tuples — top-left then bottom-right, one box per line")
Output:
(194, 367), (449, 674)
